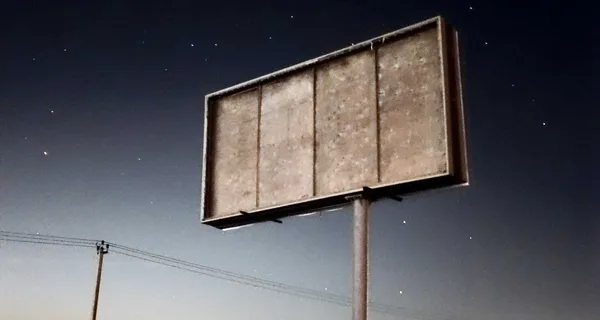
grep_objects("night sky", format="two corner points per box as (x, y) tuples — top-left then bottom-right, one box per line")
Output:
(1, 1), (598, 319)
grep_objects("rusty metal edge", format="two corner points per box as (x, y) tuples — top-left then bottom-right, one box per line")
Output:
(438, 16), (453, 177)
(199, 95), (211, 222)
(439, 18), (470, 186)
(452, 29), (471, 186)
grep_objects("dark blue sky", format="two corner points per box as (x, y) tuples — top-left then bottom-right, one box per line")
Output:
(1, 1), (597, 319)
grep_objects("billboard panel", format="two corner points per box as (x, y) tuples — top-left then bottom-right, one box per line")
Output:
(200, 16), (469, 229)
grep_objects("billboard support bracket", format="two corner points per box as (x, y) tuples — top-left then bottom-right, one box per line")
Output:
(239, 211), (283, 224)
(346, 186), (404, 203)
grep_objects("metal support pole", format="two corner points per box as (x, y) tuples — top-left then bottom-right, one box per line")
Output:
(352, 197), (370, 320)
(92, 241), (109, 320)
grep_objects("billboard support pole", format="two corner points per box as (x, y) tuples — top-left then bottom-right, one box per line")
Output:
(347, 187), (402, 320)
(351, 196), (370, 320)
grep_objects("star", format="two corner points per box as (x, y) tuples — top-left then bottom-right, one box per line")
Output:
(542, 122), (546, 126)
(484, 41), (488, 45)
(42, 151), (48, 156)
(214, 43), (218, 47)
(32, 57), (36, 61)
(324, 287), (328, 291)
(399, 290), (403, 294)
(190, 44), (194, 47)
(469, 236), (472, 240)
(50, 110), (54, 114)
(269, 36), (272, 40)
(290, 15), (294, 19)
(469, 6), (473, 10)
(24, 136), (27, 140)
(511, 84), (515, 87)
(63, 48), (67, 52)
(137, 157), (141, 161)
(164, 68), (168, 71)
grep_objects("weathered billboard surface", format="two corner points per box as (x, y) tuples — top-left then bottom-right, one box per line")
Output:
(200, 16), (469, 229)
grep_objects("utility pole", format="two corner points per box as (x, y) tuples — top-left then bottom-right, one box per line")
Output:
(92, 240), (109, 320)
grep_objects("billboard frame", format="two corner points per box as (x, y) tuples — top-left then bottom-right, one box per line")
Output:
(200, 16), (469, 230)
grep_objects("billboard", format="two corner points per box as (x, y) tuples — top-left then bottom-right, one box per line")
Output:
(200, 16), (469, 229)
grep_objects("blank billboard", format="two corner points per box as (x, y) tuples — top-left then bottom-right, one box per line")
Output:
(200, 16), (469, 229)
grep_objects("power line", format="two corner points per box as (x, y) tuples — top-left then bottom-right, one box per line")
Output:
(0, 231), (436, 318)
(111, 248), (355, 307)
(0, 231), (97, 249)
(0, 238), (95, 248)
(111, 247), (441, 319)
(107, 243), (439, 318)
(0, 230), (451, 319)
(0, 232), (356, 309)
(105, 242), (436, 317)
(109, 243), (353, 301)
(0, 230), (98, 244)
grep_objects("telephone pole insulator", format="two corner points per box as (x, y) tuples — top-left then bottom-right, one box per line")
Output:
(96, 240), (109, 255)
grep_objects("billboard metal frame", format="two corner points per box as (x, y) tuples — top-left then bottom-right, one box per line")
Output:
(200, 16), (469, 230)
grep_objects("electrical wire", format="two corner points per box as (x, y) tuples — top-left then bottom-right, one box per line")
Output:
(0, 231), (98, 244)
(111, 248), (354, 307)
(108, 244), (438, 318)
(0, 238), (95, 248)
(0, 231), (97, 249)
(109, 243), (352, 301)
(0, 231), (438, 318)
(111, 247), (440, 319)
(0, 230), (451, 319)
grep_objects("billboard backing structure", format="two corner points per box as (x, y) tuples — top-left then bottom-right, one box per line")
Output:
(200, 16), (469, 229)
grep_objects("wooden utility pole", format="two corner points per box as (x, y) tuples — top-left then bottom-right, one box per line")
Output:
(92, 240), (109, 320)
